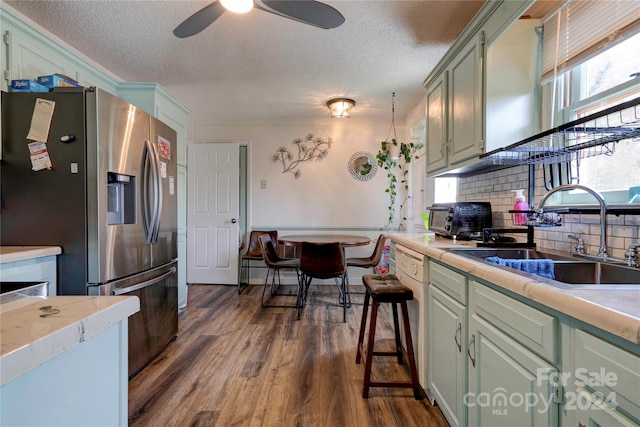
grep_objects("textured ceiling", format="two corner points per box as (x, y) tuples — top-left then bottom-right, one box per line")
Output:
(5, 0), (485, 124)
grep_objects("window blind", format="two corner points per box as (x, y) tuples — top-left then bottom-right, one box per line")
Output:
(541, 0), (640, 81)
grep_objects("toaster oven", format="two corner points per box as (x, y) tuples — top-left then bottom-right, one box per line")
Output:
(427, 202), (492, 240)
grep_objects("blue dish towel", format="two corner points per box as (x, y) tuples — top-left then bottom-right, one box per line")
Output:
(485, 257), (555, 280)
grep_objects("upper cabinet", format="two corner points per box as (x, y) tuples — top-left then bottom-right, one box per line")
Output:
(484, 18), (541, 153)
(447, 33), (484, 166)
(424, 0), (540, 176)
(425, 71), (447, 172)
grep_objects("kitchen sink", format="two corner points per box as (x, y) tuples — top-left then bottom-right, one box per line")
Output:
(447, 248), (640, 289)
(554, 261), (640, 285)
(448, 248), (575, 262)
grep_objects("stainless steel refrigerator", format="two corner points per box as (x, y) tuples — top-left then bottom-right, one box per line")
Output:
(1, 87), (178, 377)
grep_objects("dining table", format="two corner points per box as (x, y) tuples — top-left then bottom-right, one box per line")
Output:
(278, 233), (371, 248)
(277, 233), (371, 258)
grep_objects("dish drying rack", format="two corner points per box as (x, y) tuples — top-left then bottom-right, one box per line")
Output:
(480, 96), (640, 166)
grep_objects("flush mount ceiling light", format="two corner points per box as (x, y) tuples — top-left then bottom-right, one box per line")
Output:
(327, 98), (356, 118)
(220, 0), (253, 13)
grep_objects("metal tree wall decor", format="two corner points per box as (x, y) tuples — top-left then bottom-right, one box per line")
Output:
(272, 133), (333, 178)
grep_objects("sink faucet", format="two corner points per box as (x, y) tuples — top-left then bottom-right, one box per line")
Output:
(567, 234), (585, 255)
(625, 243), (640, 267)
(538, 184), (609, 258)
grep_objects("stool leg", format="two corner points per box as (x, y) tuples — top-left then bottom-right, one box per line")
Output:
(400, 301), (422, 400)
(362, 299), (379, 398)
(391, 302), (403, 364)
(355, 290), (371, 364)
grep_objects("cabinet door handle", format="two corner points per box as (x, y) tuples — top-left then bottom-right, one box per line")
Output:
(454, 322), (462, 352)
(467, 334), (476, 367)
(578, 422), (586, 427)
(447, 138), (452, 154)
(440, 140), (445, 156)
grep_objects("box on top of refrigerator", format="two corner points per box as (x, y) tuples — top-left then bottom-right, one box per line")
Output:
(11, 79), (49, 92)
(37, 74), (81, 89)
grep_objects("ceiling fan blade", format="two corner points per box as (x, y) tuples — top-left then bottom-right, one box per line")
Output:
(173, 1), (226, 38)
(255, 0), (345, 29)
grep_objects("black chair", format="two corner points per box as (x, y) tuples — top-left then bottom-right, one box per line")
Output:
(345, 234), (387, 304)
(298, 241), (348, 322)
(258, 233), (300, 308)
(238, 230), (278, 294)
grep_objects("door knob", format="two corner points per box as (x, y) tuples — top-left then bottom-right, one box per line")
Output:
(231, 218), (237, 223)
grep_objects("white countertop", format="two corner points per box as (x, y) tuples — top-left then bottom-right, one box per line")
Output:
(0, 246), (62, 264)
(0, 295), (139, 385)
(389, 233), (640, 345)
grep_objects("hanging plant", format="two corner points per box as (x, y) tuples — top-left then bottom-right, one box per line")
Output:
(375, 94), (424, 230)
(376, 139), (423, 230)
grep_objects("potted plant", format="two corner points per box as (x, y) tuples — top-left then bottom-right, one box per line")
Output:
(376, 138), (423, 230)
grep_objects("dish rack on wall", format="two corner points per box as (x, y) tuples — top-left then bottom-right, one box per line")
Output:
(480, 96), (640, 166)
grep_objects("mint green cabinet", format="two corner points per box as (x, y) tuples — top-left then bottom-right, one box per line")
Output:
(1, 5), (119, 93)
(425, 72), (447, 173)
(563, 328), (640, 427)
(0, 254), (58, 296)
(428, 257), (640, 427)
(428, 261), (561, 427)
(572, 397), (638, 427)
(467, 313), (559, 427)
(429, 284), (467, 427)
(447, 33), (484, 166)
(422, 0), (538, 176)
(425, 33), (483, 174)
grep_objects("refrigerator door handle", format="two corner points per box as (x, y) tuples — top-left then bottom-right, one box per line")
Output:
(112, 266), (177, 295)
(141, 139), (161, 244)
(141, 140), (152, 243)
(150, 139), (163, 243)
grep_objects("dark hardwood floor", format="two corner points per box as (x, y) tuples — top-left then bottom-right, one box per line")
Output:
(128, 283), (449, 427)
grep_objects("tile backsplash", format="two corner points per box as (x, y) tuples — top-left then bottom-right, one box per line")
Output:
(458, 165), (640, 260)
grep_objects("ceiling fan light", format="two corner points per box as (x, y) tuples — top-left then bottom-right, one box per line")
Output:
(327, 98), (355, 118)
(220, 0), (253, 14)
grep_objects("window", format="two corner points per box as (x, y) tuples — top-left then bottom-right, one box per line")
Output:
(582, 33), (640, 98)
(434, 177), (457, 203)
(546, 27), (640, 204)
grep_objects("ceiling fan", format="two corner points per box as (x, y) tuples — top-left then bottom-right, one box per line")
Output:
(173, 0), (345, 38)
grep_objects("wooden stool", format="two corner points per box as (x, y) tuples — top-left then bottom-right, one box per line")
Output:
(356, 274), (422, 399)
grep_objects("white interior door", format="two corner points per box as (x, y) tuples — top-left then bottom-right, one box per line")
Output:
(187, 143), (240, 284)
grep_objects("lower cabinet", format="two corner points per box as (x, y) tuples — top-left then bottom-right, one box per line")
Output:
(1, 321), (130, 426)
(0, 253), (58, 296)
(428, 260), (561, 427)
(428, 259), (640, 427)
(563, 328), (640, 427)
(467, 313), (559, 427)
(429, 284), (467, 427)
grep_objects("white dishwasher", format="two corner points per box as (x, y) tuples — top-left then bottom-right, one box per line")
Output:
(394, 244), (429, 395)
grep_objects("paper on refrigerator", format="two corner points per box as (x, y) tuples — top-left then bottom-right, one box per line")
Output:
(27, 98), (55, 142)
(27, 141), (52, 171)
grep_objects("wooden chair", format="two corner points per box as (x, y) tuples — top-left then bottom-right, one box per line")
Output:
(238, 230), (278, 294)
(356, 274), (422, 399)
(299, 241), (348, 322)
(258, 233), (300, 308)
(345, 234), (387, 304)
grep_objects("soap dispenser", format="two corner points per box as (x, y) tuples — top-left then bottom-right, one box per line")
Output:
(511, 189), (529, 226)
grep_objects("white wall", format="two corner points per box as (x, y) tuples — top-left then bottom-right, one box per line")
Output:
(194, 118), (408, 231)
